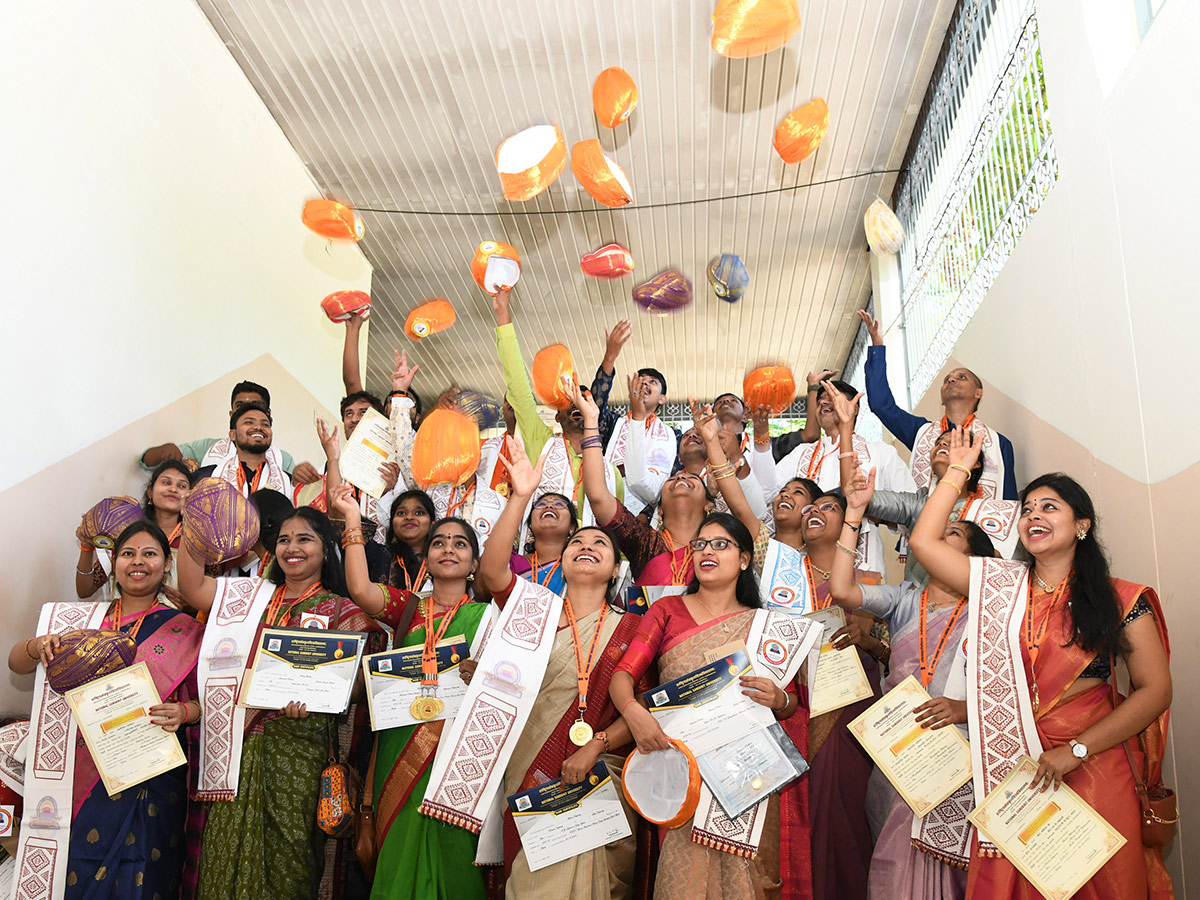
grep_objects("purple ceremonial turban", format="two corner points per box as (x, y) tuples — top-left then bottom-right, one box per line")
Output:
(45, 630), (137, 694)
(182, 477), (261, 565)
(633, 269), (693, 315)
(80, 496), (143, 550)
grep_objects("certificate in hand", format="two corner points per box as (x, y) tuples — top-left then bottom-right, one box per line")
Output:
(641, 649), (774, 756)
(848, 675), (972, 816)
(508, 761), (632, 872)
(696, 722), (809, 819)
(968, 756), (1126, 900)
(363, 636), (471, 730)
(804, 607), (873, 717)
(65, 662), (187, 796)
(240, 628), (366, 714)
(340, 407), (396, 499)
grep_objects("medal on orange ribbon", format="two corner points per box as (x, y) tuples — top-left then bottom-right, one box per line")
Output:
(413, 593), (470, 723)
(564, 598), (608, 747)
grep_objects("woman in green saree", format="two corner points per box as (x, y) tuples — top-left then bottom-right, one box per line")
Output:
(331, 484), (488, 900)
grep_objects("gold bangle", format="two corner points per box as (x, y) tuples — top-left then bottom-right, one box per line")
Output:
(835, 540), (858, 558)
(25, 638), (39, 661)
(947, 464), (973, 477)
(713, 470), (737, 481)
(938, 479), (963, 497)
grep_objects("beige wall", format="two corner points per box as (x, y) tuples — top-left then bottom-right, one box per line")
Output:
(0, 355), (338, 716)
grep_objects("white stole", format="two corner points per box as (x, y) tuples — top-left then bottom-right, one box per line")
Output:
(202, 438), (291, 498)
(911, 419), (1004, 500)
(757, 540), (814, 613)
(606, 415), (675, 517)
(967, 557), (1043, 855)
(959, 499), (1020, 560)
(196, 576), (274, 800)
(11, 602), (107, 900)
(419, 579), (563, 832)
(0, 721), (29, 797)
(689, 608), (822, 857)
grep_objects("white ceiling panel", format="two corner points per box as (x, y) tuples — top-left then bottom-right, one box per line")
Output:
(197, 0), (953, 403)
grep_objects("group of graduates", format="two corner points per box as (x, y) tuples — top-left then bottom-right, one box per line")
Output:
(2, 290), (1174, 900)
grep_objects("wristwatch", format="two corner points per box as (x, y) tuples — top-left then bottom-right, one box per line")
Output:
(1069, 739), (1089, 759)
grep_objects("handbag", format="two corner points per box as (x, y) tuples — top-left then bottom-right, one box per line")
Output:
(318, 730), (361, 838)
(355, 591), (421, 872)
(1110, 656), (1178, 847)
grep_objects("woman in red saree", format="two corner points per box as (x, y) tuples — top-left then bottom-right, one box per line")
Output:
(910, 430), (1173, 900)
(476, 434), (642, 898)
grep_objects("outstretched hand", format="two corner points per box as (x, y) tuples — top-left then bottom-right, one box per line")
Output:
(316, 416), (339, 456)
(604, 320), (632, 369)
(844, 462), (876, 515)
(857, 310), (884, 345)
(497, 434), (545, 498)
(329, 484), (362, 525)
(392, 349), (419, 392)
(947, 425), (983, 471)
(572, 382), (600, 428)
(807, 367), (839, 387)
(821, 379), (862, 428)
(628, 374), (653, 418)
(688, 399), (720, 444)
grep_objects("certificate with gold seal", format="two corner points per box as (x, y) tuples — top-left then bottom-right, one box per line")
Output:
(848, 675), (972, 816)
(340, 407), (396, 499)
(362, 636), (471, 730)
(804, 607), (873, 717)
(968, 756), (1126, 900)
(239, 628), (366, 714)
(65, 662), (187, 796)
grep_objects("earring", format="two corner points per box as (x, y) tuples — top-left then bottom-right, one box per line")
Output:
(1076, 529), (1087, 541)
(740, 564), (748, 571)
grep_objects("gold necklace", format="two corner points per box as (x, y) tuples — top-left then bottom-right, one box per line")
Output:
(809, 561), (831, 581)
(1032, 570), (1063, 593)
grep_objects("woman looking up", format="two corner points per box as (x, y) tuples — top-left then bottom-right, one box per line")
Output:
(831, 461), (996, 899)
(509, 491), (577, 595)
(11, 521), (204, 898)
(331, 484), (488, 900)
(475, 436), (640, 897)
(908, 430), (1173, 899)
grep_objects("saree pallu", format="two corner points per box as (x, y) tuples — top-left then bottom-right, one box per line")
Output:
(651, 608), (786, 900)
(966, 580), (1172, 900)
(370, 600), (490, 900)
(866, 599), (969, 900)
(197, 593), (377, 900)
(501, 609), (641, 899)
(65, 607), (202, 900)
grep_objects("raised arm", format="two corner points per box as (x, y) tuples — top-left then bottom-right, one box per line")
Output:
(621, 374), (670, 507)
(175, 540), (219, 614)
(329, 484), (384, 615)
(342, 315), (366, 395)
(575, 383), (618, 526)
(830, 463), (874, 609)
(592, 320), (631, 444)
(389, 350), (419, 486)
(493, 288), (552, 461)
(908, 427), (980, 595)
(316, 416), (342, 499)
(693, 399), (761, 540)
(478, 436), (544, 594)
(800, 368), (839, 443)
(858, 310), (927, 448)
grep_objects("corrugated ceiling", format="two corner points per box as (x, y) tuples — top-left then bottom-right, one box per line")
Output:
(197, 0), (952, 405)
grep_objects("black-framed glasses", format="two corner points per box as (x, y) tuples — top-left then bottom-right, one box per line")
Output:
(689, 538), (733, 552)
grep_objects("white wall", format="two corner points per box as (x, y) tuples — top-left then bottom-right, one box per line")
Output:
(0, 0), (372, 492)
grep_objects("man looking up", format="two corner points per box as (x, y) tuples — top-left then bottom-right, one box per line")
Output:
(140, 381), (319, 484)
(858, 310), (1017, 499)
(492, 287), (624, 527)
(195, 401), (292, 498)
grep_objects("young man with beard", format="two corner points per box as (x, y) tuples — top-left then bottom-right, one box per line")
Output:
(139, 381), (320, 484)
(492, 287), (624, 527)
(194, 401), (293, 499)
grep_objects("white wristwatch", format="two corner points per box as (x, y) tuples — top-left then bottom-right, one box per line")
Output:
(1069, 739), (1088, 759)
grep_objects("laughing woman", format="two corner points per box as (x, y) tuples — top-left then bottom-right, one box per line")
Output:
(331, 485), (488, 900)
(908, 430), (1173, 900)
(476, 436), (640, 899)
(11, 521), (203, 900)
(384, 489), (436, 592)
(177, 500), (379, 900)
(508, 491), (578, 595)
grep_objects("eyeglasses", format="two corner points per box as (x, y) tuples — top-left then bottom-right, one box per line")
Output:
(689, 538), (734, 552)
(532, 498), (570, 511)
(800, 501), (841, 515)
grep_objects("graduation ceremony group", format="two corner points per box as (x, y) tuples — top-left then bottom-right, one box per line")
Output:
(0, 266), (1175, 900)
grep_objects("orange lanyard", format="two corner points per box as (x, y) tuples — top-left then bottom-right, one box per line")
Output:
(422, 594), (470, 687)
(530, 552), (562, 588)
(446, 481), (477, 518)
(1025, 575), (1070, 711)
(265, 582), (323, 628)
(661, 531), (693, 586)
(106, 599), (163, 642)
(804, 556), (832, 610)
(236, 461), (265, 495)
(918, 589), (967, 687)
(167, 521), (182, 546)
(564, 598), (608, 715)
(805, 438), (841, 480)
(401, 559), (428, 594)
(941, 412), (977, 433)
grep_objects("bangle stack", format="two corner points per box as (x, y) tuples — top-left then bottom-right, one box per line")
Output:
(838, 451), (855, 459)
(835, 540), (860, 560)
(753, 435), (771, 447)
(341, 529), (365, 549)
(708, 461), (736, 481)
(938, 479), (964, 497)
(581, 435), (603, 451)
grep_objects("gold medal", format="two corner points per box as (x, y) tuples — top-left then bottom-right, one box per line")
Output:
(410, 697), (433, 720)
(426, 696), (445, 718)
(569, 720), (594, 747)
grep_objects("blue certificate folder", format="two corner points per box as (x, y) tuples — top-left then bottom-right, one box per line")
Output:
(366, 640), (470, 679)
(641, 648), (752, 710)
(258, 628), (365, 667)
(508, 761), (613, 815)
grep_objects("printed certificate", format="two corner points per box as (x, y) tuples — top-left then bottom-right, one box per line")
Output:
(969, 756), (1126, 900)
(805, 607), (873, 717)
(65, 662), (187, 796)
(696, 722), (809, 819)
(848, 675), (972, 816)
(642, 648), (774, 756)
(363, 636), (471, 729)
(340, 407), (396, 499)
(508, 761), (632, 872)
(239, 628), (366, 714)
